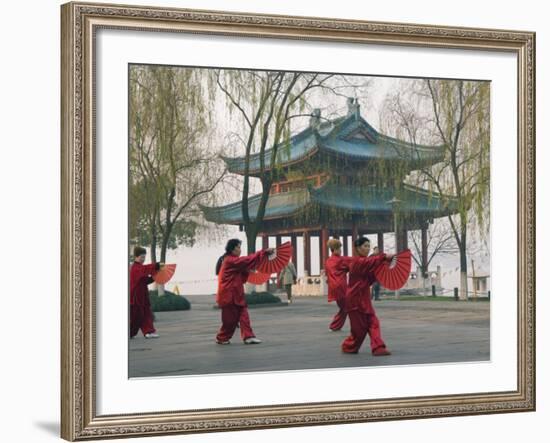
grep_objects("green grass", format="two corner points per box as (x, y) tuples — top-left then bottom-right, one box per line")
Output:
(149, 290), (191, 311)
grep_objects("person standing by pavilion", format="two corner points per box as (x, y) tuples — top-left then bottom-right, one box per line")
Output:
(278, 259), (297, 304)
(341, 237), (393, 355)
(215, 239), (274, 345)
(129, 246), (161, 339)
(325, 238), (352, 331)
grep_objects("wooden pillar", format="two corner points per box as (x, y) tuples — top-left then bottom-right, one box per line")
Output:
(396, 228), (408, 251)
(318, 233), (323, 274)
(262, 234), (269, 250)
(394, 230), (398, 252)
(343, 234), (349, 256)
(377, 232), (384, 252)
(351, 221), (359, 256)
(303, 231), (311, 276)
(276, 235), (283, 287)
(320, 228), (329, 270)
(291, 234), (298, 266)
(421, 225), (428, 277)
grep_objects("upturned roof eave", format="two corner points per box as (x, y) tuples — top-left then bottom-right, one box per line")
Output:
(200, 203), (312, 225)
(311, 198), (457, 218)
(221, 113), (446, 175)
(223, 143), (445, 175)
(309, 181), (459, 216)
(199, 181), (459, 225)
(199, 189), (312, 224)
(222, 144), (321, 176)
(317, 143), (445, 165)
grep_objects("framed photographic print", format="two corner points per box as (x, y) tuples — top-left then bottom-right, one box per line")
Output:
(61, 1), (535, 440)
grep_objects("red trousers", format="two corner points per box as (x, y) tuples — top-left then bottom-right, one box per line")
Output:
(130, 304), (156, 337)
(341, 310), (386, 354)
(329, 297), (348, 331)
(216, 304), (255, 342)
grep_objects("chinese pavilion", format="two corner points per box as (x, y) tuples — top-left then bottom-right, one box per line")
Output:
(201, 98), (457, 277)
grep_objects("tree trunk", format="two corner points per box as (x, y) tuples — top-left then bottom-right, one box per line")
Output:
(148, 237), (165, 295)
(157, 222), (175, 297)
(160, 222), (172, 263)
(157, 284), (165, 296)
(150, 233), (157, 264)
(459, 230), (468, 300)
(246, 227), (258, 254)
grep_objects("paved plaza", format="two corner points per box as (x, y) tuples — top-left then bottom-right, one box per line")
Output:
(129, 294), (490, 378)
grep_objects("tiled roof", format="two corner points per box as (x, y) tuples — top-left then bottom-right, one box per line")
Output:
(222, 113), (444, 175)
(200, 182), (456, 225)
(200, 189), (310, 224)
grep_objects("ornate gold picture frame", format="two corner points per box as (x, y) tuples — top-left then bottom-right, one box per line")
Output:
(61, 2), (535, 440)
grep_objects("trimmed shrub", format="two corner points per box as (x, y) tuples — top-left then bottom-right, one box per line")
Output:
(149, 290), (191, 312)
(245, 291), (282, 305)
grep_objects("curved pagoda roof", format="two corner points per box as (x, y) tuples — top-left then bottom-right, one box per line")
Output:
(200, 189), (310, 224)
(222, 101), (445, 176)
(200, 181), (457, 226)
(310, 183), (457, 215)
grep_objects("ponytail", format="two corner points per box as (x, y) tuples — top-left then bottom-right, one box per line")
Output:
(215, 254), (226, 276)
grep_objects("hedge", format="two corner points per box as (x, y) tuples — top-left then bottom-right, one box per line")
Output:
(149, 290), (191, 312)
(245, 291), (282, 305)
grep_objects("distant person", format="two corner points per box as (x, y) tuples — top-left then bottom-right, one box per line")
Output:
(129, 246), (161, 339)
(325, 238), (352, 331)
(341, 237), (393, 356)
(215, 239), (274, 345)
(279, 260), (297, 304)
(370, 246), (382, 301)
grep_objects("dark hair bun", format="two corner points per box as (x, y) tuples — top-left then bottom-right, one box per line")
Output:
(353, 237), (370, 248)
(225, 238), (242, 254)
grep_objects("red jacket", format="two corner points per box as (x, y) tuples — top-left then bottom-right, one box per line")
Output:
(216, 250), (268, 307)
(130, 262), (158, 306)
(325, 254), (352, 303)
(345, 254), (387, 314)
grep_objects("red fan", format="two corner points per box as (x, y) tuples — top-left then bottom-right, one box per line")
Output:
(153, 264), (177, 285)
(246, 270), (272, 285)
(374, 249), (411, 290)
(256, 241), (293, 275)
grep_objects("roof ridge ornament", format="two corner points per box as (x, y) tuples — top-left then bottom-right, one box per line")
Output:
(309, 108), (321, 131)
(347, 97), (360, 120)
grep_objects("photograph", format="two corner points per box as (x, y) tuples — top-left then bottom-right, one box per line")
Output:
(59, 2), (535, 440)
(127, 65), (491, 378)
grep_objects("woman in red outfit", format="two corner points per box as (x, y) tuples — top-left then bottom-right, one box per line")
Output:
(129, 246), (161, 339)
(215, 239), (274, 345)
(341, 237), (394, 355)
(325, 238), (352, 331)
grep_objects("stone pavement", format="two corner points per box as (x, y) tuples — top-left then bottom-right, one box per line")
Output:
(129, 294), (490, 377)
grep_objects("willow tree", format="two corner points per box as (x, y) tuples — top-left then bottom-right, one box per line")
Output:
(381, 79), (490, 299)
(129, 67), (161, 261)
(214, 70), (335, 253)
(129, 65), (226, 263)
